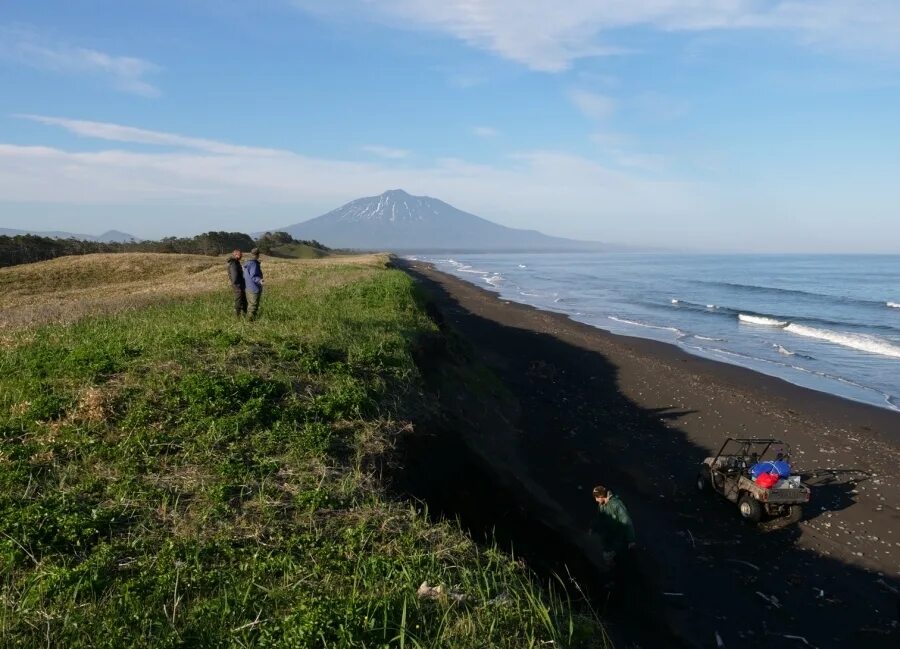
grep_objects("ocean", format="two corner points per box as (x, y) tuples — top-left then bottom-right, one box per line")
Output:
(409, 253), (900, 412)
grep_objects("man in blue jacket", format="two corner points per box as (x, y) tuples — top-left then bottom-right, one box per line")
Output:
(243, 248), (264, 321)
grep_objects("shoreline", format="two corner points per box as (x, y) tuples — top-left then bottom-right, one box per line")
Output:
(415, 254), (900, 417)
(419, 258), (900, 442)
(399, 258), (900, 648)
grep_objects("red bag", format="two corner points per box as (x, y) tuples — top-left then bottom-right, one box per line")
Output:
(755, 472), (778, 489)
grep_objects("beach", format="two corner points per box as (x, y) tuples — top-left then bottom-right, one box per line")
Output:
(400, 259), (900, 648)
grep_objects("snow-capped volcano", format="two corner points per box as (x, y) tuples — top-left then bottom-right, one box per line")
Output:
(330, 189), (444, 224)
(277, 189), (603, 251)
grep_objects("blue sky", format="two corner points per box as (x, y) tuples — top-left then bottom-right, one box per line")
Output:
(1, 0), (899, 251)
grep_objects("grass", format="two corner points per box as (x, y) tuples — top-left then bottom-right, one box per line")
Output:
(0, 253), (606, 648)
(0, 252), (377, 338)
(268, 243), (332, 259)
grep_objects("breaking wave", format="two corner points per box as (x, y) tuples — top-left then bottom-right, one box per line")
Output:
(784, 323), (900, 359)
(738, 314), (789, 326)
(608, 316), (681, 334)
(889, 302), (900, 309)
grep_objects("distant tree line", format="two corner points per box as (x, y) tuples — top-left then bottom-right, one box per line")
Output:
(0, 231), (328, 268)
(254, 231), (329, 255)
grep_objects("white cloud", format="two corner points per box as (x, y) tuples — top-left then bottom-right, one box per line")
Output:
(472, 126), (499, 138)
(291, 1), (900, 71)
(361, 145), (411, 159)
(0, 26), (161, 96)
(569, 89), (616, 120)
(0, 117), (709, 237)
(17, 115), (284, 155)
(590, 132), (667, 172)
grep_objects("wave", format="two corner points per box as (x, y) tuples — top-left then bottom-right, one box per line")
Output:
(771, 344), (815, 360)
(668, 299), (897, 334)
(889, 302), (900, 309)
(484, 274), (503, 287)
(518, 264), (527, 269)
(608, 316), (681, 334)
(695, 280), (887, 308)
(739, 314), (788, 326)
(784, 323), (900, 359)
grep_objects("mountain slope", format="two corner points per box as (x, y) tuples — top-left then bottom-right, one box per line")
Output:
(277, 190), (603, 251)
(0, 227), (139, 242)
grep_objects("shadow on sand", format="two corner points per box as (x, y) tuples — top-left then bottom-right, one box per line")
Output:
(397, 261), (900, 649)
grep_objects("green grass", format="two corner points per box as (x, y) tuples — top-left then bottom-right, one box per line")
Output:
(0, 259), (606, 648)
(268, 243), (332, 259)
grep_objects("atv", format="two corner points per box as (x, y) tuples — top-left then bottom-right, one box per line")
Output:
(697, 438), (810, 524)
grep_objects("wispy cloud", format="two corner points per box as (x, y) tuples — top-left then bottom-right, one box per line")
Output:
(472, 126), (499, 138)
(591, 131), (666, 172)
(0, 116), (707, 237)
(0, 26), (161, 96)
(17, 115), (285, 155)
(361, 145), (411, 159)
(292, 1), (900, 71)
(569, 89), (616, 120)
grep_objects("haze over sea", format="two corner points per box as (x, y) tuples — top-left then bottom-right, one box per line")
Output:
(411, 253), (900, 412)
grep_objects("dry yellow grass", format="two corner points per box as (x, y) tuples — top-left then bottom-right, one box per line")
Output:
(0, 251), (385, 337)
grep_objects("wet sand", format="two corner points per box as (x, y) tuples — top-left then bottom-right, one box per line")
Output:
(400, 259), (900, 649)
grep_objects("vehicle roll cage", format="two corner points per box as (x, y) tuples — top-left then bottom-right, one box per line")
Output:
(711, 437), (792, 466)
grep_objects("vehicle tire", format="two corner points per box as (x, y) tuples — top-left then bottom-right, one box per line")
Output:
(696, 469), (710, 492)
(738, 494), (763, 523)
(786, 504), (803, 524)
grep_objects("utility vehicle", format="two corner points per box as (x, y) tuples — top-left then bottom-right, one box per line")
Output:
(697, 437), (810, 524)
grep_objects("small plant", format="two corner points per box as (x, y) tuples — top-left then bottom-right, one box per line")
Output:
(0, 255), (606, 648)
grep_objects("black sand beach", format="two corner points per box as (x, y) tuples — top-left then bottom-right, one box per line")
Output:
(399, 259), (900, 648)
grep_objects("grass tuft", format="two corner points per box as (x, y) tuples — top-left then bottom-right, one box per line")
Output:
(0, 253), (607, 648)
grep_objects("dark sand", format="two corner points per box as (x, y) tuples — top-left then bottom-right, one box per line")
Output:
(400, 259), (900, 649)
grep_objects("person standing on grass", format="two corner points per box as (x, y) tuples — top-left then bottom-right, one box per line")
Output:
(243, 247), (264, 321)
(227, 249), (247, 318)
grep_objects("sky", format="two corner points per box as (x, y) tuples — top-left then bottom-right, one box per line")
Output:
(1, 0), (899, 252)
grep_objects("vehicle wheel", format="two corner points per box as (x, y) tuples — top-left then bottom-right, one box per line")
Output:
(696, 470), (710, 492)
(786, 504), (803, 524)
(738, 494), (763, 523)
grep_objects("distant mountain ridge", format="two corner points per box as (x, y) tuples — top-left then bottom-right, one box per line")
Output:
(0, 227), (139, 243)
(274, 189), (605, 251)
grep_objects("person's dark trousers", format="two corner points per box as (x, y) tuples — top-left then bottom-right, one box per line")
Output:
(247, 290), (262, 321)
(233, 287), (247, 317)
(610, 547), (642, 611)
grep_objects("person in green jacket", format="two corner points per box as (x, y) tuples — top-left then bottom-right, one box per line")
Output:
(591, 484), (636, 558)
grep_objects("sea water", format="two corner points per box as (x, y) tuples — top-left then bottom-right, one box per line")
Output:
(408, 253), (900, 412)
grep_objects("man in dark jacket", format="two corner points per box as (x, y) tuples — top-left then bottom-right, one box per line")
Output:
(227, 249), (247, 318)
(591, 484), (643, 611)
(591, 484), (636, 557)
(243, 247), (264, 321)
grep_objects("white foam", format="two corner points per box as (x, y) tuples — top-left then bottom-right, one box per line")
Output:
(888, 302), (900, 308)
(484, 274), (504, 287)
(784, 323), (900, 359)
(609, 316), (680, 333)
(694, 335), (726, 342)
(706, 304), (716, 309)
(738, 314), (788, 327)
(518, 264), (527, 268)
(774, 345), (795, 356)
(671, 299), (679, 304)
